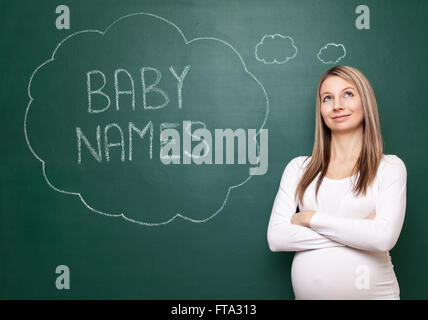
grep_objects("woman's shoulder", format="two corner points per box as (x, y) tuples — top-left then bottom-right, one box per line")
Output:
(380, 154), (406, 169)
(284, 154), (406, 176)
(378, 154), (407, 178)
(280, 156), (311, 181)
(285, 155), (312, 171)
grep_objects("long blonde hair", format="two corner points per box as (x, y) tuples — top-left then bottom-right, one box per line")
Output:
(295, 65), (384, 207)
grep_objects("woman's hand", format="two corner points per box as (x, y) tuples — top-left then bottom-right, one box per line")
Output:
(364, 210), (376, 220)
(291, 210), (317, 227)
(291, 209), (375, 227)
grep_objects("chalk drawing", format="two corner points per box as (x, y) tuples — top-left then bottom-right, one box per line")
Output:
(114, 68), (136, 111)
(169, 65), (191, 110)
(141, 66), (170, 110)
(255, 34), (297, 64)
(87, 70), (111, 113)
(24, 12), (269, 226)
(317, 43), (346, 64)
(104, 123), (125, 162)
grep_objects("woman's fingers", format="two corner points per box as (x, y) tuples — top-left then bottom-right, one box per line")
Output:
(364, 210), (376, 219)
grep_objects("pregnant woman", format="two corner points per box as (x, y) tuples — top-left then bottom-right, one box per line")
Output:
(267, 65), (407, 299)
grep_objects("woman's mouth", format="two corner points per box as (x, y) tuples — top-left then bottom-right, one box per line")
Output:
(332, 114), (350, 121)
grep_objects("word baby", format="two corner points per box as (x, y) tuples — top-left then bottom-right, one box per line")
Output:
(76, 65), (268, 175)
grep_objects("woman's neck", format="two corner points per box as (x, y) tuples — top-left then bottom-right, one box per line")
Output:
(330, 126), (363, 162)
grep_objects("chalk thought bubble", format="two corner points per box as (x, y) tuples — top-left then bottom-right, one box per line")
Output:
(317, 43), (346, 64)
(255, 34), (298, 64)
(25, 13), (269, 226)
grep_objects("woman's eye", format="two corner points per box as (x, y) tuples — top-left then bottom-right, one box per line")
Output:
(323, 96), (331, 102)
(323, 91), (353, 102)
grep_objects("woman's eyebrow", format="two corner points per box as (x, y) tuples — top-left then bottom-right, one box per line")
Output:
(321, 87), (355, 96)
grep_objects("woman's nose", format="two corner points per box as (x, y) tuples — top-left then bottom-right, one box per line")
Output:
(333, 97), (344, 110)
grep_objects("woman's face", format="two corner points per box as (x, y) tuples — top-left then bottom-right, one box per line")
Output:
(319, 76), (364, 133)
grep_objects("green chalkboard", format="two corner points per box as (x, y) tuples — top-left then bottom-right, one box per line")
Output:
(1, 0), (427, 299)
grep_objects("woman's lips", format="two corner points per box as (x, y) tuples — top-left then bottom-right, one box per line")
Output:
(332, 114), (350, 121)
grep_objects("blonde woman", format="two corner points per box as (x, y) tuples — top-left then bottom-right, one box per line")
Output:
(267, 65), (407, 300)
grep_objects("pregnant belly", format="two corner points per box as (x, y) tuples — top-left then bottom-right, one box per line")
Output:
(291, 246), (399, 300)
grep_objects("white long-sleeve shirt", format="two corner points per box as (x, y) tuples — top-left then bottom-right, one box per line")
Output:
(267, 154), (407, 299)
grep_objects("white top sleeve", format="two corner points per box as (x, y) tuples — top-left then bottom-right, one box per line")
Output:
(267, 156), (345, 252)
(310, 155), (407, 252)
